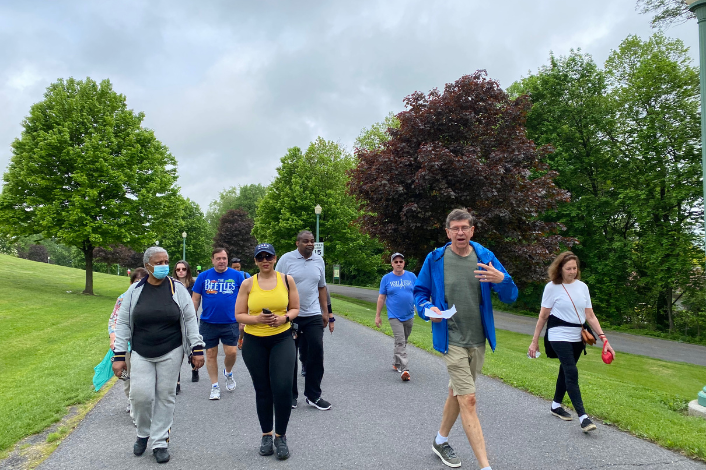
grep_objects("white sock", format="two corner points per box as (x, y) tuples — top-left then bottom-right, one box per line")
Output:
(212, 383), (219, 388)
(551, 401), (562, 410)
(224, 369), (232, 376)
(579, 414), (588, 423)
(435, 432), (448, 445)
(481, 467), (492, 470)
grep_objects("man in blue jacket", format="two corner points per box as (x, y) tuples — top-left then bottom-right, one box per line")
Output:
(414, 209), (518, 470)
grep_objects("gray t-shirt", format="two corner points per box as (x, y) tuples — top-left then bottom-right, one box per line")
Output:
(444, 246), (485, 348)
(275, 250), (326, 317)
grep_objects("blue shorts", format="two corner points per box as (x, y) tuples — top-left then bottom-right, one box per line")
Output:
(199, 321), (239, 350)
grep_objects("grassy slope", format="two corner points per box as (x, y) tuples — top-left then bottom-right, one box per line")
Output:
(331, 294), (706, 461)
(0, 254), (126, 452)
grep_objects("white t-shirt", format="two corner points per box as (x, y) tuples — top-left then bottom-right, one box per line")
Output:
(541, 280), (592, 342)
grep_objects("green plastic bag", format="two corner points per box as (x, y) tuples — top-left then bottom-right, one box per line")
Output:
(93, 349), (114, 391)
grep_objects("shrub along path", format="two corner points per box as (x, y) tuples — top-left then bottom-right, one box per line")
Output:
(39, 301), (705, 469)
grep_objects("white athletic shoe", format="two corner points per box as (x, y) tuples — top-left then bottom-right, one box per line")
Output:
(209, 385), (221, 400)
(223, 369), (236, 391)
(125, 401), (131, 413)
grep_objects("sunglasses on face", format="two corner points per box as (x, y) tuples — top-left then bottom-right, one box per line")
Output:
(175, 268), (187, 272)
(256, 253), (275, 262)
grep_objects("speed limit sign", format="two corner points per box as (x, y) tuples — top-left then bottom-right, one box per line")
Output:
(314, 242), (324, 257)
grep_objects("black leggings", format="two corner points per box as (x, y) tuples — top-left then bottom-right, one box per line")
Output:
(242, 330), (296, 436)
(550, 340), (586, 416)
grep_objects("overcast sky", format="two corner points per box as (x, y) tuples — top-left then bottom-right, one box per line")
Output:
(0, 0), (699, 211)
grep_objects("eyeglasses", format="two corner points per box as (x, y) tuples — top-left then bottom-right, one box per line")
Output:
(447, 226), (472, 234)
(256, 253), (275, 262)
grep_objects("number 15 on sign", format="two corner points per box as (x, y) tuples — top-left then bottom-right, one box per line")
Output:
(314, 242), (324, 257)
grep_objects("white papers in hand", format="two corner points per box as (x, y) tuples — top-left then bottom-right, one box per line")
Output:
(424, 305), (457, 319)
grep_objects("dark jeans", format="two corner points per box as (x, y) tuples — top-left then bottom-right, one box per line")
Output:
(242, 330), (296, 436)
(550, 340), (586, 416)
(292, 315), (324, 401)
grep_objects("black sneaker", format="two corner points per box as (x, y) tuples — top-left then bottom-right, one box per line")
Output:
(581, 417), (597, 433)
(191, 370), (199, 382)
(306, 397), (331, 410)
(551, 406), (572, 421)
(274, 435), (290, 460)
(153, 447), (170, 463)
(432, 439), (461, 468)
(291, 398), (297, 409)
(259, 434), (274, 456)
(133, 437), (148, 456)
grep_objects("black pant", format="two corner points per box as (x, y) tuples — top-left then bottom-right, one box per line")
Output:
(292, 315), (324, 401)
(242, 330), (295, 436)
(550, 340), (586, 416)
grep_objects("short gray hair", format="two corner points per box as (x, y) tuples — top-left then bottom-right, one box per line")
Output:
(143, 246), (168, 266)
(445, 208), (476, 228)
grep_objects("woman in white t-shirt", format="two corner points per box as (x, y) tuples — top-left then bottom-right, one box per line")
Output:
(528, 252), (615, 433)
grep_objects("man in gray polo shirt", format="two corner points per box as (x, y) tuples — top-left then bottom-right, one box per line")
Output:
(276, 230), (334, 410)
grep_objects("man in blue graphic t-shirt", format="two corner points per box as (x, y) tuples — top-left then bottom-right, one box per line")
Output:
(375, 253), (417, 381)
(193, 248), (245, 400)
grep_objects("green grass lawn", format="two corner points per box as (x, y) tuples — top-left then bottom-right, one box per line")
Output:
(0, 254), (126, 453)
(331, 293), (706, 461)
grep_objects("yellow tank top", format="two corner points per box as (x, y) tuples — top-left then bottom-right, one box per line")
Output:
(245, 272), (291, 337)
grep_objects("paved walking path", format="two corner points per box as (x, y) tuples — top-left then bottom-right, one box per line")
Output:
(39, 317), (703, 469)
(328, 285), (706, 367)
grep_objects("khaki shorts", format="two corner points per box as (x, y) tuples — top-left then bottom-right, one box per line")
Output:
(443, 344), (486, 396)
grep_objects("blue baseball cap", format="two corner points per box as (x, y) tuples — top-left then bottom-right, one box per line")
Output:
(254, 243), (276, 257)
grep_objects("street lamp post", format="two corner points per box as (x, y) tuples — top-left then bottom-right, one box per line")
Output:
(182, 232), (187, 261)
(315, 204), (322, 243)
(686, 0), (706, 416)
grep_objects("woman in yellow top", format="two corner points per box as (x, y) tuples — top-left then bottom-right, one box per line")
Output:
(235, 243), (300, 461)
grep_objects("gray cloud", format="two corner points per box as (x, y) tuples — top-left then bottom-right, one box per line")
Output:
(0, 0), (699, 210)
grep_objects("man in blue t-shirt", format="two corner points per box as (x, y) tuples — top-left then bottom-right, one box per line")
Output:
(375, 252), (417, 381)
(192, 248), (245, 400)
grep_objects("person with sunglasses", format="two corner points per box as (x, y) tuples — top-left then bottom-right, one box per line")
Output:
(375, 253), (417, 381)
(414, 209), (518, 470)
(275, 230), (333, 411)
(173, 260), (198, 388)
(235, 243), (300, 460)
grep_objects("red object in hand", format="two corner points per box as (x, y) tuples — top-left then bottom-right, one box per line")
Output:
(602, 342), (614, 364)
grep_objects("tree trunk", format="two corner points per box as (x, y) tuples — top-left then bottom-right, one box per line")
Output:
(667, 286), (674, 334)
(82, 241), (95, 295)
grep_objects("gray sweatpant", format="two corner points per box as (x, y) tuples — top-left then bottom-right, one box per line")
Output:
(130, 347), (183, 449)
(390, 318), (413, 371)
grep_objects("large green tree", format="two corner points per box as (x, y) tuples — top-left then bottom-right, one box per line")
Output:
(605, 34), (703, 331)
(636, 0), (694, 28)
(508, 51), (637, 321)
(206, 183), (267, 231)
(254, 138), (384, 282)
(511, 34), (704, 331)
(0, 77), (180, 294)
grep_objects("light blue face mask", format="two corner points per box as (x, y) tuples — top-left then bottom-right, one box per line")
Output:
(150, 264), (170, 280)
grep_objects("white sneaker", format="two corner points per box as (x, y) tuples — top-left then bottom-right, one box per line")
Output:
(125, 401), (131, 413)
(209, 385), (221, 400)
(223, 369), (236, 392)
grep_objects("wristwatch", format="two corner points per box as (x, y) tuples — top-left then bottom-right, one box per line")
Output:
(285, 314), (290, 323)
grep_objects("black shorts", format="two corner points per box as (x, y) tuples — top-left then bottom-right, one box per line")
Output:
(199, 321), (239, 350)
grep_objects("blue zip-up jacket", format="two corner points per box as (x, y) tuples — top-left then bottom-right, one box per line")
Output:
(414, 241), (518, 354)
